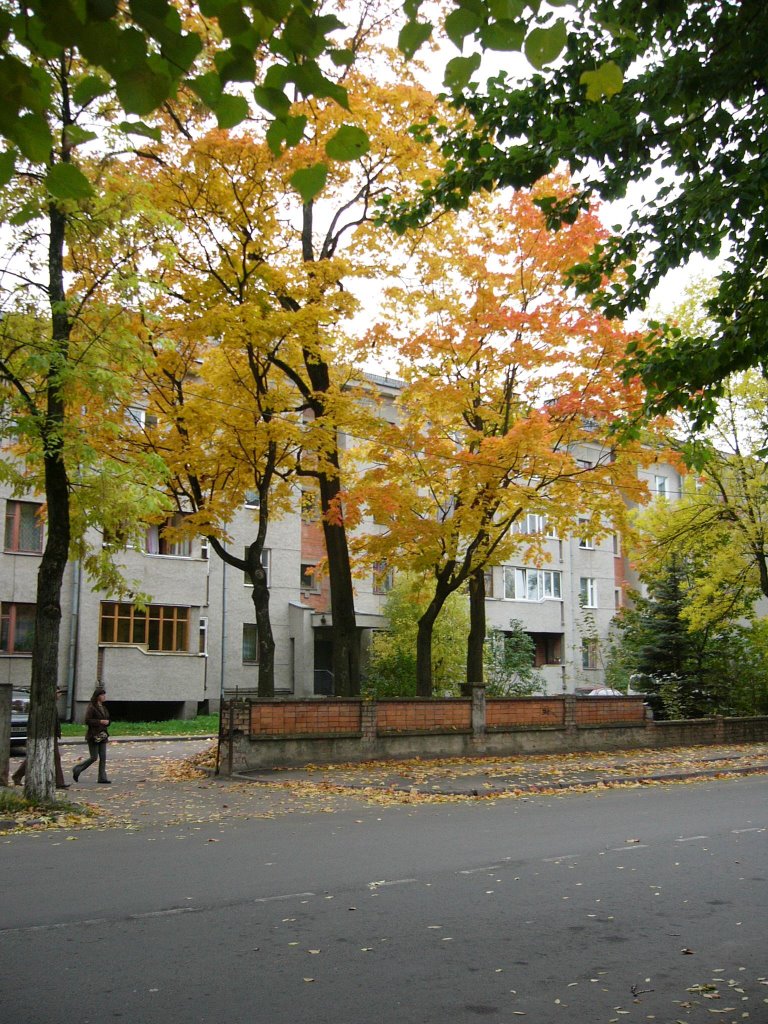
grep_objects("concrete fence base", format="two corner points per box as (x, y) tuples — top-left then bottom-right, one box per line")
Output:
(218, 690), (768, 774)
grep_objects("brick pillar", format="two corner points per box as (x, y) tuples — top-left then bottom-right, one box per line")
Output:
(714, 715), (725, 743)
(564, 694), (577, 734)
(471, 684), (486, 752)
(471, 684), (486, 734)
(361, 701), (377, 750)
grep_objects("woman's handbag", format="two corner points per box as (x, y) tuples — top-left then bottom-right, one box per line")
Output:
(93, 730), (109, 743)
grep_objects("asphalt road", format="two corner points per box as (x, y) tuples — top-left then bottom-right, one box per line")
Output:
(1, 764), (766, 1024)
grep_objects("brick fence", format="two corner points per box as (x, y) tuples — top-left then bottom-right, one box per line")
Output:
(218, 689), (768, 773)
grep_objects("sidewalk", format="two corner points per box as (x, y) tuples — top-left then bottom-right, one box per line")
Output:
(5, 740), (768, 837)
(239, 742), (768, 797)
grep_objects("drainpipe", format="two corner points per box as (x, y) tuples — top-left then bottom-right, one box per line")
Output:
(219, 546), (227, 706)
(65, 559), (82, 721)
(215, 547), (227, 776)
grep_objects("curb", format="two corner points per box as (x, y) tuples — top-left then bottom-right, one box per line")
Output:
(58, 734), (216, 745)
(235, 761), (768, 797)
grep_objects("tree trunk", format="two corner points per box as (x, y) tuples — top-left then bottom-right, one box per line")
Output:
(466, 568), (486, 684)
(246, 545), (276, 699)
(26, 199), (71, 802)
(319, 471), (360, 697)
(415, 586), (451, 698)
(208, 535), (276, 699)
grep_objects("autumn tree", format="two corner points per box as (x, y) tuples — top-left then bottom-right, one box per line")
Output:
(0, 55), (172, 798)
(629, 372), (768, 629)
(395, 0), (768, 424)
(116, 50), (447, 698)
(358, 180), (658, 697)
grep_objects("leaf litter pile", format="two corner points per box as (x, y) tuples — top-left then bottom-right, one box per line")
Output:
(255, 742), (768, 804)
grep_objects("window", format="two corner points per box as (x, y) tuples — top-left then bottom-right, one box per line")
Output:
(198, 616), (208, 655)
(578, 518), (594, 549)
(243, 548), (270, 586)
(373, 560), (394, 595)
(504, 567), (562, 601)
(99, 602), (189, 652)
(0, 602), (35, 653)
(484, 567), (494, 599)
(242, 623), (259, 663)
(515, 512), (545, 535)
(655, 475), (668, 497)
(244, 489), (260, 509)
(612, 533), (620, 556)
(146, 513), (192, 557)
(577, 458), (593, 469)
(126, 406), (158, 430)
(300, 563), (318, 591)
(614, 587), (623, 610)
(580, 577), (597, 608)
(582, 638), (598, 670)
(4, 500), (43, 553)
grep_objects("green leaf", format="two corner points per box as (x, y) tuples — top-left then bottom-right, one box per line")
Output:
(283, 114), (307, 146)
(72, 74), (112, 106)
(63, 124), (98, 147)
(524, 21), (567, 70)
(292, 60), (349, 108)
(115, 66), (172, 115)
(330, 48), (355, 68)
(290, 163), (328, 204)
(325, 124), (369, 161)
(15, 113), (54, 163)
(444, 53), (482, 93)
(45, 162), (93, 200)
(198, 0), (230, 16)
(253, 84), (291, 119)
(213, 93), (250, 129)
(488, 0), (525, 17)
(10, 200), (39, 226)
(398, 19), (433, 59)
(580, 60), (624, 101)
(0, 148), (15, 186)
(189, 72), (222, 108)
(481, 19), (525, 51)
(214, 44), (257, 85)
(217, 3), (253, 38)
(117, 120), (162, 141)
(265, 114), (307, 156)
(444, 8), (483, 48)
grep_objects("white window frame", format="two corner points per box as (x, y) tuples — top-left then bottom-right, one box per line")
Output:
(504, 567), (562, 602)
(580, 577), (597, 608)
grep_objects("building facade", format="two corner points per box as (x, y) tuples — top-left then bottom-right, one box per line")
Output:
(0, 447), (683, 720)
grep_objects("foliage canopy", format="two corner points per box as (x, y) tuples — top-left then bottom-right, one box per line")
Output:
(397, 0), (768, 422)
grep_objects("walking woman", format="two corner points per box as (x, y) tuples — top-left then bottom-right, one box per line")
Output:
(72, 687), (112, 784)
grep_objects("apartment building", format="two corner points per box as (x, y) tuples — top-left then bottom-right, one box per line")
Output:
(1, 415), (683, 719)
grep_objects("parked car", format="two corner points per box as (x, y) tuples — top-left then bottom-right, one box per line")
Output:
(10, 689), (29, 748)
